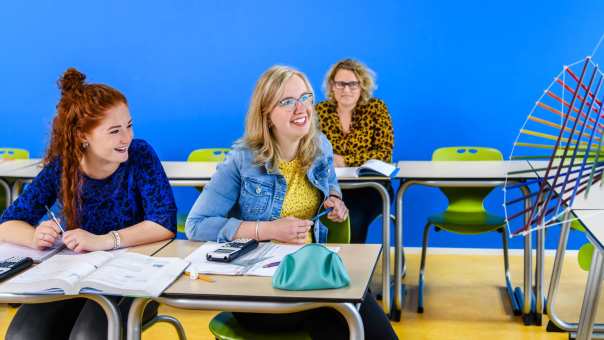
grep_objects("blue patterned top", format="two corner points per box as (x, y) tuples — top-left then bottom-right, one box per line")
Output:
(0, 139), (177, 235)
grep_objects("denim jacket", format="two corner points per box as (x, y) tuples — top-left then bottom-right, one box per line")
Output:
(185, 133), (342, 243)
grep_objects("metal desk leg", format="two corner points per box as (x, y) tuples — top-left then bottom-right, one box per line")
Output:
(535, 222), (545, 325)
(522, 228), (533, 323)
(128, 298), (365, 340)
(0, 178), (10, 208)
(394, 180), (418, 321)
(127, 297), (149, 340)
(11, 179), (28, 202)
(515, 185), (534, 324)
(576, 249), (604, 340)
(86, 294), (123, 340)
(332, 303), (365, 340)
(546, 212), (604, 333)
(0, 293), (122, 340)
(339, 182), (391, 319)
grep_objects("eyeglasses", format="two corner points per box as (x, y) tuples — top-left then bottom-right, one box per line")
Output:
(277, 92), (314, 111)
(333, 81), (360, 90)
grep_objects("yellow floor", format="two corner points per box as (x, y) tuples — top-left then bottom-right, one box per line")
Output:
(0, 250), (597, 339)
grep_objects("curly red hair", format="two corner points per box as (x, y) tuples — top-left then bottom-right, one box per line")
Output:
(43, 68), (127, 230)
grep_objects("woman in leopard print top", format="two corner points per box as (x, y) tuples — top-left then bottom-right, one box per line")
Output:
(316, 59), (394, 243)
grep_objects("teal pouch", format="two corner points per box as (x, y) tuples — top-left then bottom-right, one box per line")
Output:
(272, 244), (350, 290)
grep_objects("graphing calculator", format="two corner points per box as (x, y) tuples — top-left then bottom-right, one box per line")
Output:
(0, 256), (33, 281)
(206, 239), (259, 263)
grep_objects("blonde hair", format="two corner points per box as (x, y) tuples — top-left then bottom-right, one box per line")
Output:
(241, 65), (320, 171)
(323, 58), (376, 106)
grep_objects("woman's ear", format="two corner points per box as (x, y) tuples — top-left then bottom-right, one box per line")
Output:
(77, 131), (89, 149)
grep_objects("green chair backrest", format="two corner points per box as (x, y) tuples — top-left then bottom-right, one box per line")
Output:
(187, 148), (230, 162)
(578, 242), (594, 272)
(432, 147), (503, 214)
(321, 215), (351, 243)
(0, 148), (29, 160)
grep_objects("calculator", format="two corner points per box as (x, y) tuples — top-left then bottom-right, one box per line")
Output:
(0, 256), (33, 281)
(206, 239), (259, 263)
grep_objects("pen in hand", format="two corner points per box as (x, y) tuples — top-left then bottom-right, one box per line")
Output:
(312, 207), (334, 222)
(44, 205), (65, 234)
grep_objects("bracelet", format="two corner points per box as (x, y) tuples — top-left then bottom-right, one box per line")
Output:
(110, 230), (121, 249)
(255, 221), (261, 241)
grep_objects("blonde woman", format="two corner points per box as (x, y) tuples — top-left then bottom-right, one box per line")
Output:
(316, 59), (394, 243)
(186, 66), (396, 339)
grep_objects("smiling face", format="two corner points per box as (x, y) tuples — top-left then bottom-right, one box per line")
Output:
(269, 75), (314, 146)
(82, 102), (133, 166)
(332, 69), (361, 108)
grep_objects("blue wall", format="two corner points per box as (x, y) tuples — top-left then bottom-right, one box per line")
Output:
(1, 0), (602, 249)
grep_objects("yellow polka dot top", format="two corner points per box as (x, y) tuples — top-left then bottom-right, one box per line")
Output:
(278, 158), (322, 243)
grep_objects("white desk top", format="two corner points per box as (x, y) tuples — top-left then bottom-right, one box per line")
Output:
(570, 185), (604, 210)
(161, 161), (217, 180)
(0, 159), (544, 182)
(573, 209), (604, 251)
(395, 160), (541, 180)
(0, 159), (41, 177)
(157, 240), (381, 303)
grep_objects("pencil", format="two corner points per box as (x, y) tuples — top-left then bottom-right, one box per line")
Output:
(184, 271), (215, 283)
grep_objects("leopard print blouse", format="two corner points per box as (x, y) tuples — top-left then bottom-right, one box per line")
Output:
(316, 98), (394, 167)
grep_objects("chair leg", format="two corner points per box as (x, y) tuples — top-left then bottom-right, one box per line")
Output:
(143, 314), (187, 340)
(418, 222), (431, 313)
(501, 227), (521, 315)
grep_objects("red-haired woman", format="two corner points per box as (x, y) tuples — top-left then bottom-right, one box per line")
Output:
(0, 68), (176, 340)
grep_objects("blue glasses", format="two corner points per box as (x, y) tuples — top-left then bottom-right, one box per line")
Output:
(277, 93), (314, 111)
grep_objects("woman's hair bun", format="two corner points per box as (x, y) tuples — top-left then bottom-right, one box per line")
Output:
(58, 68), (86, 95)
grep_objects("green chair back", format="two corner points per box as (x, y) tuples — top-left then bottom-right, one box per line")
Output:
(322, 215), (351, 243)
(430, 147), (504, 233)
(578, 242), (594, 272)
(187, 148), (230, 162)
(0, 148), (29, 160)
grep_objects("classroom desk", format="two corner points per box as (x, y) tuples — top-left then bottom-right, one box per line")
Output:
(571, 209), (604, 340)
(545, 183), (604, 334)
(392, 160), (541, 322)
(0, 159), (40, 207)
(126, 240), (381, 340)
(0, 159), (398, 318)
(0, 240), (172, 340)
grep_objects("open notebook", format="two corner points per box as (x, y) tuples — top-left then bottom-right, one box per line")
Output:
(0, 251), (188, 297)
(335, 159), (398, 178)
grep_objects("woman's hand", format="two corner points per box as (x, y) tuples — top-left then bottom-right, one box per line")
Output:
(333, 154), (346, 167)
(31, 220), (62, 249)
(264, 217), (313, 244)
(63, 228), (114, 253)
(323, 196), (348, 223)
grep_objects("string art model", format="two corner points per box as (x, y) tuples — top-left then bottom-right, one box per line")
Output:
(504, 51), (604, 238)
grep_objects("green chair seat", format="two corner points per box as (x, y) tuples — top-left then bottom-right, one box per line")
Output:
(429, 211), (505, 234)
(209, 312), (311, 340)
